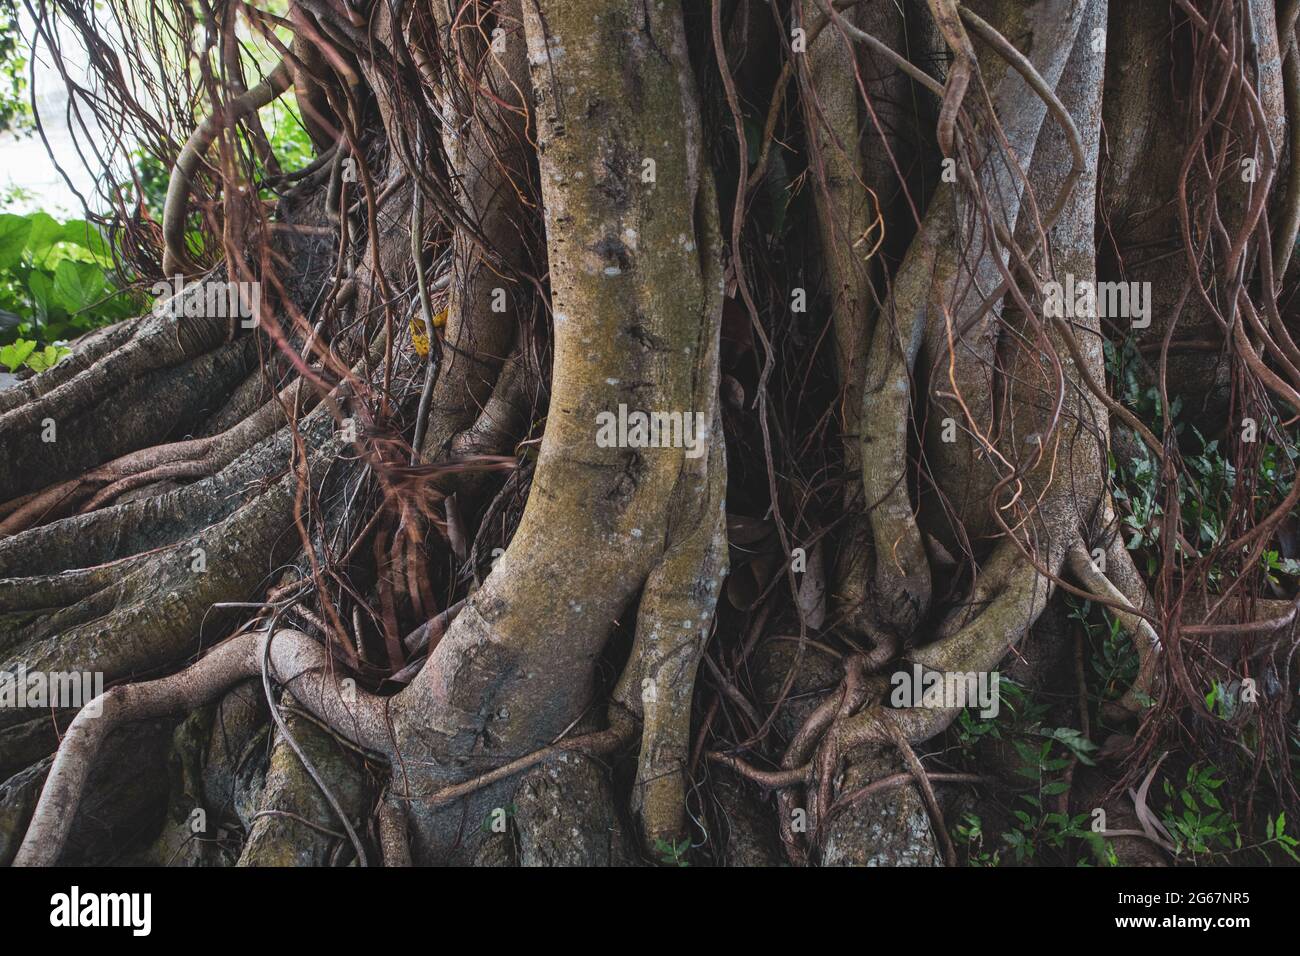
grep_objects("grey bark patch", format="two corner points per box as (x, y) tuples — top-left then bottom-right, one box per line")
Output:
(709, 768), (783, 867)
(819, 751), (941, 867)
(510, 752), (635, 866)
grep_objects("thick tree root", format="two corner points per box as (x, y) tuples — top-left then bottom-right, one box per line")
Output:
(13, 628), (388, 866)
(0, 374), (304, 537)
(0, 333), (252, 505)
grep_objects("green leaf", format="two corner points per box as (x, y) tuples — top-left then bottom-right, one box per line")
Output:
(0, 338), (35, 372)
(26, 269), (55, 318)
(0, 213), (32, 268)
(24, 343), (67, 372)
(52, 259), (105, 313)
(23, 212), (62, 263)
(60, 219), (113, 262)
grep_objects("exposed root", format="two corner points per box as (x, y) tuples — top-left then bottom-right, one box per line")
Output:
(0, 374), (304, 537)
(14, 627), (389, 866)
(414, 716), (634, 811)
(611, 425), (728, 846)
(0, 330), (251, 504)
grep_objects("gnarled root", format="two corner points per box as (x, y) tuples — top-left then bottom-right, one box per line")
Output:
(13, 627), (389, 866)
(611, 416), (728, 848)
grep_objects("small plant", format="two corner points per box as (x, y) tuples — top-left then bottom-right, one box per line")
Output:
(1070, 598), (1145, 712)
(653, 837), (691, 867)
(1159, 763), (1236, 859)
(1262, 549), (1300, 587)
(954, 812), (1000, 867)
(951, 674), (1107, 865)
(1261, 813), (1300, 863)
(0, 338), (69, 374)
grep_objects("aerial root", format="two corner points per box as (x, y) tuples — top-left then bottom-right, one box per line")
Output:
(709, 651), (979, 865)
(163, 58), (293, 275)
(1066, 539), (1161, 716)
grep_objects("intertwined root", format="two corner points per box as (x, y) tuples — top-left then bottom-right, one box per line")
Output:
(13, 628), (387, 866)
(8, 0), (1295, 870)
(7, 0), (733, 868)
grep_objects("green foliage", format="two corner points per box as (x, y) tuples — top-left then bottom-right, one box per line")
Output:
(261, 98), (315, 182)
(1068, 597), (1146, 713)
(1159, 763), (1236, 859)
(0, 211), (139, 348)
(1146, 762), (1300, 863)
(999, 732), (1102, 865)
(1263, 812), (1300, 863)
(951, 678), (1109, 866)
(1105, 336), (1298, 585)
(954, 813), (1000, 866)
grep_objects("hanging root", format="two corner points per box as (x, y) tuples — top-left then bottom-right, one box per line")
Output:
(163, 59), (293, 275)
(1067, 538), (1161, 716)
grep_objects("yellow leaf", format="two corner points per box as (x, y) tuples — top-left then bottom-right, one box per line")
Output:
(409, 319), (430, 358)
(410, 309), (447, 358)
